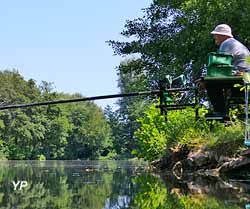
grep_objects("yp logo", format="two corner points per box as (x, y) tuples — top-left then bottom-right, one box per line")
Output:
(12, 181), (28, 191)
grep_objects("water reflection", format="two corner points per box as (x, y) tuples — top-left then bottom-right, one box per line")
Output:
(0, 160), (249, 208)
(0, 160), (146, 209)
(130, 172), (250, 209)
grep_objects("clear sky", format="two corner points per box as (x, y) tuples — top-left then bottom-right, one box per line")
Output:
(0, 1), (152, 109)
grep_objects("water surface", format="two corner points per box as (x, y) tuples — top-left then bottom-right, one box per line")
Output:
(0, 160), (249, 209)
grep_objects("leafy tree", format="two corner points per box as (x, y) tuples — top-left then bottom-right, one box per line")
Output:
(109, 0), (250, 84)
(64, 98), (112, 160)
(0, 70), (112, 160)
(0, 70), (45, 159)
(107, 0), (250, 161)
(105, 59), (153, 158)
(104, 105), (121, 156)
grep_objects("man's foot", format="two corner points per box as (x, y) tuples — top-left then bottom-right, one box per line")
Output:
(205, 112), (226, 120)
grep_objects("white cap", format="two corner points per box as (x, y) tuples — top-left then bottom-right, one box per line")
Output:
(211, 24), (233, 38)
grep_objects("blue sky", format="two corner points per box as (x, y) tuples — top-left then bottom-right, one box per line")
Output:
(0, 1), (152, 108)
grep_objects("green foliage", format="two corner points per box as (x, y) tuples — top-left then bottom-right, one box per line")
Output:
(134, 102), (245, 161)
(208, 122), (243, 145)
(134, 104), (212, 161)
(204, 122), (244, 157)
(37, 154), (46, 161)
(134, 105), (168, 161)
(179, 195), (242, 209)
(131, 175), (170, 209)
(108, 0), (250, 161)
(109, 0), (250, 83)
(165, 108), (210, 146)
(0, 70), (112, 160)
(130, 172), (243, 209)
(0, 161), (137, 209)
(0, 160), (245, 208)
(105, 59), (153, 158)
(65, 101), (112, 159)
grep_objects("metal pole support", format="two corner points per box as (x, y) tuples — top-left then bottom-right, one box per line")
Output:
(244, 82), (250, 146)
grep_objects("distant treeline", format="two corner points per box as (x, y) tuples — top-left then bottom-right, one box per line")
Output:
(0, 70), (112, 160)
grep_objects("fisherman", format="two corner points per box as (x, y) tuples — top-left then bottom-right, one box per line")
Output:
(206, 24), (250, 116)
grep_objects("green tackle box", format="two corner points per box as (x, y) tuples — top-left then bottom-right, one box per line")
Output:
(208, 52), (233, 66)
(207, 65), (234, 77)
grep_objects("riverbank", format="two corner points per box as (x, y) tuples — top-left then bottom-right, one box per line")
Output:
(151, 140), (250, 178)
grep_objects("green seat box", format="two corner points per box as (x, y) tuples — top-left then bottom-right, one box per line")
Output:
(207, 65), (234, 77)
(208, 52), (233, 66)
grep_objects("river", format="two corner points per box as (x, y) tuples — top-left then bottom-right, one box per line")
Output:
(0, 160), (249, 209)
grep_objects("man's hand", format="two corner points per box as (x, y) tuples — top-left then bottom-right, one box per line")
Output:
(235, 71), (243, 76)
(194, 79), (206, 91)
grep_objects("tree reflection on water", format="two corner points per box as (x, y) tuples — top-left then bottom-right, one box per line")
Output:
(130, 171), (250, 209)
(0, 160), (249, 209)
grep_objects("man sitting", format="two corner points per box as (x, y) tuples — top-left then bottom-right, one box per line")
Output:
(206, 24), (250, 116)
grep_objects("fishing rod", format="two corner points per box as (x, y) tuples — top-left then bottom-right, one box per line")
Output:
(0, 90), (159, 110)
(0, 87), (195, 111)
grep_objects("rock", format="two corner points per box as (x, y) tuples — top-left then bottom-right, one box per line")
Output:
(241, 149), (250, 157)
(154, 142), (250, 177)
(195, 168), (220, 177)
(217, 156), (235, 166)
(218, 157), (250, 173)
(172, 161), (183, 179)
(151, 159), (161, 168)
(187, 149), (210, 167)
(151, 144), (190, 170)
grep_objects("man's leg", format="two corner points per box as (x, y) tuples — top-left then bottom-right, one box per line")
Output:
(206, 85), (226, 115)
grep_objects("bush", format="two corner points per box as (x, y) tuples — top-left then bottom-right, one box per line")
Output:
(37, 154), (46, 161)
(133, 103), (245, 162)
(133, 105), (168, 162)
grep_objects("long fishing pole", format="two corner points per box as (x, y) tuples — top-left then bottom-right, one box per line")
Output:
(0, 87), (195, 111)
(0, 90), (160, 110)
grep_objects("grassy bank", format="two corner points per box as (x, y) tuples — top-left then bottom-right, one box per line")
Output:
(133, 105), (246, 162)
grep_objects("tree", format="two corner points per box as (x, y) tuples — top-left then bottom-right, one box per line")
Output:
(104, 105), (122, 156)
(0, 70), (112, 160)
(107, 0), (250, 160)
(104, 59), (153, 158)
(109, 0), (250, 84)
(64, 97), (112, 160)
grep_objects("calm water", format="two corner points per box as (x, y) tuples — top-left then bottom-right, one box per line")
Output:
(0, 160), (249, 209)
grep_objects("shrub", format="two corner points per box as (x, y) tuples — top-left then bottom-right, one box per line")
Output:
(37, 154), (46, 161)
(133, 103), (245, 162)
(133, 105), (168, 161)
